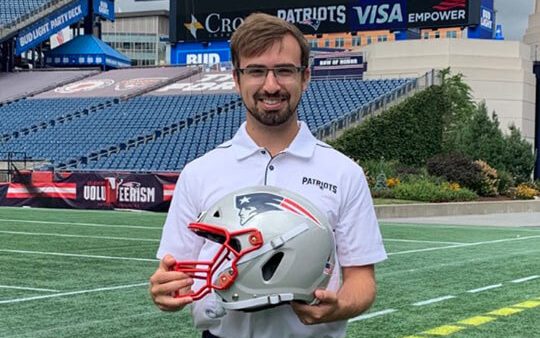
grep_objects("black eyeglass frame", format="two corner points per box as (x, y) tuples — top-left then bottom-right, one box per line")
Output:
(235, 66), (307, 79)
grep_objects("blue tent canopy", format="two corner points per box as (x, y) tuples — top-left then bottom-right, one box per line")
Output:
(45, 35), (131, 69)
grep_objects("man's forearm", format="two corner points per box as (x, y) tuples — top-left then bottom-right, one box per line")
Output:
(334, 265), (377, 320)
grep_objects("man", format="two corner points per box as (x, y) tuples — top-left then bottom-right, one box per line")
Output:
(149, 13), (387, 338)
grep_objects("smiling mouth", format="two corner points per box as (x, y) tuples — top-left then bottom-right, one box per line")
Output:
(261, 97), (284, 104)
(259, 98), (286, 110)
(255, 93), (288, 109)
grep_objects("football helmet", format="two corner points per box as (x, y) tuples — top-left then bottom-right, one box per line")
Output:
(173, 185), (335, 311)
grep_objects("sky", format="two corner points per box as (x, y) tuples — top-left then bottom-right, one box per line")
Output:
(495, 0), (535, 40)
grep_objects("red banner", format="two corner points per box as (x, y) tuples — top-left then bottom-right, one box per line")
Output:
(0, 171), (179, 211)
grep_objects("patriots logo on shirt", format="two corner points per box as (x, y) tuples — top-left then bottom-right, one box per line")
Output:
(235, 192), (320, 225)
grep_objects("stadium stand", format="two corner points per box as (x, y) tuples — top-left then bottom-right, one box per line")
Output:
(0, 65), (417, 172)
(0, 69), (99, 104)
(0, 0), (72, 32)
(78, 78), (416, 171)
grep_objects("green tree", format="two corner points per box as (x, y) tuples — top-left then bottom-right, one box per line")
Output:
(439, 68), (477, 153)
(501, 125), (535, 183)
(453, 102), (505, 169)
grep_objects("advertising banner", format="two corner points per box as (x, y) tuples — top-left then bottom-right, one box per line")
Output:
(406, 0), (471, 29)
(312, 52), (366, 77)
(467, 0), (494, 39)
(94, 0), (115, 21)
(0, 172), (179, 211)
(16, 0), (88, 55)
(170, 0), (480, 43)
(171, 41), (231, 65)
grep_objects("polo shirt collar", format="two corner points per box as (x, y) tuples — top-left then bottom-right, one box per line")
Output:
(232, 121), (317, 160)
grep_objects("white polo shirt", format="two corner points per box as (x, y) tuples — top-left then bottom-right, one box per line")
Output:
(157, 121), (387, 338)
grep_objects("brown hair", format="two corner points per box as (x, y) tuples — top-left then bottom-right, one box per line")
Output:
(230, 13), (310, 69)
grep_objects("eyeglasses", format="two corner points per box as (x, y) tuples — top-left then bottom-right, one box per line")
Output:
(236, 66), (306, 83)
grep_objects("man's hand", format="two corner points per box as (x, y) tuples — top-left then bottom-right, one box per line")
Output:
(291, 289), (341, 325)
(149, 254), (194, 311)
(291, 265), (376, 325)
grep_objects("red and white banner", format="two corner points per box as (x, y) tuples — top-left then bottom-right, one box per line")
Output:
(0, 172), (179, 211)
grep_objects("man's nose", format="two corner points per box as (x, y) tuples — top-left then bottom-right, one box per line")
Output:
(261, 70), (281, 93)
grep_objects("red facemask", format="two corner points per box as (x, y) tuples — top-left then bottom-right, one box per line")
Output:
(171, 222), (263, 300)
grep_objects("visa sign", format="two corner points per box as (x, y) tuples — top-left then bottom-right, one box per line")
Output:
(351, 0), (407, 30)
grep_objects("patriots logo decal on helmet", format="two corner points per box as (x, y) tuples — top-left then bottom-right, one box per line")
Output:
(235, 192), (320, 225)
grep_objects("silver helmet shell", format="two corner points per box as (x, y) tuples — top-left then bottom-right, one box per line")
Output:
(181, 185), (335, 311)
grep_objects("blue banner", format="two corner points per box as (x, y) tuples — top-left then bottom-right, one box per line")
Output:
(94, 0), (115, 21)
(467, 0), (494, 39)
(16, 0), (88, 55)
(171, 41), (231, 65)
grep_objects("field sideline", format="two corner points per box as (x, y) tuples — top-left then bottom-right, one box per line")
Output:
(0, 207), (539, 337)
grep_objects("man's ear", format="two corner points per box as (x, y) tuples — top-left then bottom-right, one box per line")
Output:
(302, 67), (311, 92)
(232, 69), (241, 94)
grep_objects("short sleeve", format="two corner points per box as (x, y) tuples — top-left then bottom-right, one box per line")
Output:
(334, 166), (387, 266)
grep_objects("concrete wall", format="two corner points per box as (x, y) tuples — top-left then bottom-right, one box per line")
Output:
(362, 39), (536, 143)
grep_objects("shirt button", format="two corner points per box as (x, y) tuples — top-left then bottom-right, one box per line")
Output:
(269, 165), (275, 171)
(261, 150), (266, 155)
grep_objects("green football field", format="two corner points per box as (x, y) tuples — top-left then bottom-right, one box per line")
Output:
(0, 207), (538, 337)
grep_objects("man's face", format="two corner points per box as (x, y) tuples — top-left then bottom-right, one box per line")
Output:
(233, 34), (310, 127)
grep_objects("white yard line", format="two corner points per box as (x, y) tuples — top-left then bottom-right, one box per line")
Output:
(0, 282), (148, 305)
(467, 284), (502, 293)
(511, 275), (540, 283)
(388, 235), (540, 256)
(346, 273), (540, 324)
(384, 238), (466, 245)
(349, 309), (397, 322)
(413, 295), (456, 306)
(381, 222), (540, 232)
(0, 230), (159, 242)
(0, 285), (59, 293)
(0, 249), (159, 262)
(0, 218), (162, 230)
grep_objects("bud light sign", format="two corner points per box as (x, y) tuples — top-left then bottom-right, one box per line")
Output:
(467, 0), (494, 39)
(171, 41), (231, 65)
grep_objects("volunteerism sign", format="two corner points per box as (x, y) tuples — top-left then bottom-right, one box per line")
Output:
(16, 0), (88, 55)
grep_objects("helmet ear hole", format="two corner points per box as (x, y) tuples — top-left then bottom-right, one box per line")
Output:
(262, 252), (284, 281)
(213, 209), (221, 218)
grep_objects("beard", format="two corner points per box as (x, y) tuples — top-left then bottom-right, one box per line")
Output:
(245, 91), (299, 127)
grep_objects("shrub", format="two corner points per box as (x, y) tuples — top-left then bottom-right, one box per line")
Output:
(497, 170), (515, 196)
(426, 153), (483, 193)
(392, 179), (477, 202)
(331, 84), (446, 166)
(396, 165), (423, 177)
(359, 159), (399, 179)
(386, 177), (401, 188)
(510, 184), (540, 200)
(474, 160), (499, 196)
